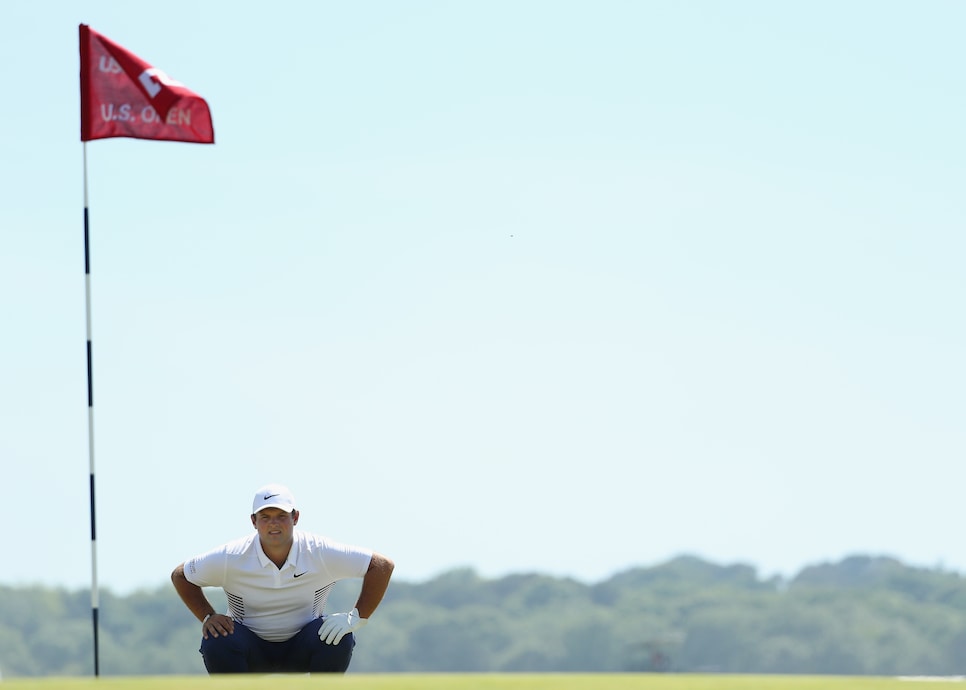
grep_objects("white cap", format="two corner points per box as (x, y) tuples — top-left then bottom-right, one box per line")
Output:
(252, 483), (296, 514)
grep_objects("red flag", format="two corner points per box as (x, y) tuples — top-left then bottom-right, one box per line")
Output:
(79, 24), (214, 143)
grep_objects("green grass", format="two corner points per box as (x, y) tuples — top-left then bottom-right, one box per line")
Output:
(0, 675), (961, 690)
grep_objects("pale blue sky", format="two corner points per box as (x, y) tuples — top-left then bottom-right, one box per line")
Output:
(2, 1), (965, 594)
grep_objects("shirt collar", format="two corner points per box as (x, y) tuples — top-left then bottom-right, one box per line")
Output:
(254, 532), (301, 570)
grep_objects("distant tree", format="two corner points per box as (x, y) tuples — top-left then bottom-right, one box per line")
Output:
(4, 554), (966, 677)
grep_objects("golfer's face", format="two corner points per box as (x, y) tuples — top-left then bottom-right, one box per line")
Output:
(253, 507), (296, 545)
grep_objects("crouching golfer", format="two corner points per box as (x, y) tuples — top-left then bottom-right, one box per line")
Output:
(171, 484), (394, 674)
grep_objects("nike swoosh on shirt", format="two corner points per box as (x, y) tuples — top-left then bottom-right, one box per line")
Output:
(294, 572), (308, 578)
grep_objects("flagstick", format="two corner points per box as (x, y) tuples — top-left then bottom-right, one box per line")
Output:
(83, 141), (101, 677)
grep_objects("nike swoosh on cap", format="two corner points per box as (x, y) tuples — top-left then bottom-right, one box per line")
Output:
(263, 493), (280, 499)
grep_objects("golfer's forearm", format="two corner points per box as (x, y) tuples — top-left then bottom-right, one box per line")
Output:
(355, 553), (394, 619)
(171, 564), (216, 621)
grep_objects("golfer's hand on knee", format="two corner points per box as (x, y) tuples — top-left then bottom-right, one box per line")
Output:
(318, 607), (367, 645)
(202, 613), (234, 639)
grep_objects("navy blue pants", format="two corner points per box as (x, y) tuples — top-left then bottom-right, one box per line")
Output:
(200, 618), (355, 674)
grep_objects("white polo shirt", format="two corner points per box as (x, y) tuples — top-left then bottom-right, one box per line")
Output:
(183, 530), (372, 642)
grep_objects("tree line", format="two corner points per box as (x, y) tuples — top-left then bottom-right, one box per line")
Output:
(3, 554), (966, 677)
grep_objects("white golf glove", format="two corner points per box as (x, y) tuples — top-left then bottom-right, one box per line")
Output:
(318, 607), (367, 645)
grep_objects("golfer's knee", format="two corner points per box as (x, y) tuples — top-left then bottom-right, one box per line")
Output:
(312, 632), (355, 673)
(200, 626), (251, 673)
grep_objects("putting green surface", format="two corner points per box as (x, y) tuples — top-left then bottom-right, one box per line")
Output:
(0, 674), (960, 690)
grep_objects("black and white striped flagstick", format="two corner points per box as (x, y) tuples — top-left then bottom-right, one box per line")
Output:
(82, 141), (101, 677)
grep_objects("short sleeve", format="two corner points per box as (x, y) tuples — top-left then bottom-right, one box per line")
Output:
(309, 535), (372, 580)
(182, 544), (228, 588)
